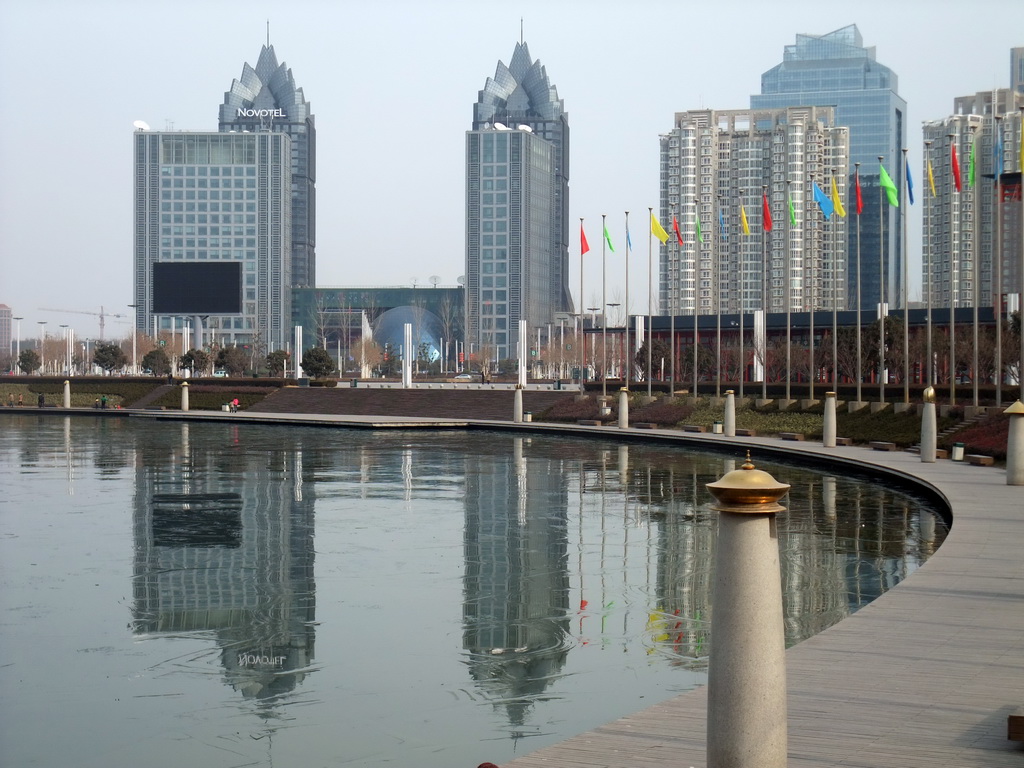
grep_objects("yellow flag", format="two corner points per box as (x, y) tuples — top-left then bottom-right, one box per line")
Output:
(739, 204), (750, 235)
(830, 177), (846, 218)
(927, 158), (937, 197)
(650, 213), (670, 244)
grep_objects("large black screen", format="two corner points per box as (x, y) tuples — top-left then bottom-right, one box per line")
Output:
(152, 262), (243, 314)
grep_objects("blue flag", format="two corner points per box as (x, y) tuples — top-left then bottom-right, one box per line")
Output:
(812, 182), (834, 220)
(626, 227), (632, 252)
(719, 208), (727, 241)
(906, 158), (915, 205)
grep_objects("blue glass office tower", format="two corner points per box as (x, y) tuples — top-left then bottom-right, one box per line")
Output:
(220, 45), (316, 289)
(472, 43), (572, 320)
(752, 25), (906, 313)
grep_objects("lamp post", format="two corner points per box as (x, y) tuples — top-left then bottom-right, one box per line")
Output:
(128, 304), (138, 376)
(12, 316), (23, 372)
(37, 321), (47, 373)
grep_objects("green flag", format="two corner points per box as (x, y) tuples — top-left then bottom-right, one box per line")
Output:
(603, 225), (615, 252)
(968, 136), (976, 187)
(695, 212), (703, 243)
(879, 163), (899, 207)
(788, 196), (796, 228)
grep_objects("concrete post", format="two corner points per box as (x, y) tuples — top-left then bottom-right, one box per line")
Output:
(181, 381), (189, 412)
(823, 391), (837, 448)
(705, 456), (790, 768)
(920, 387), (937, 463)
(1005, 400), (1024, 485)
(513, 386), (524, 423)
(63, 380), (71, 409)
(618, 387), (629, 429)
(724, 390), (736, 437)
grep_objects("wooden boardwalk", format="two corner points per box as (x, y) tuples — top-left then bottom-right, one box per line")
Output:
(501, 431), (1024, 768)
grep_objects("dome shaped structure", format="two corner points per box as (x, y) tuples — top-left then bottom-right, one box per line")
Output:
(373, 306), (445, 362)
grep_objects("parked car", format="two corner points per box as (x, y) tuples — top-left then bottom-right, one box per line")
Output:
(450, 373), (480, 382)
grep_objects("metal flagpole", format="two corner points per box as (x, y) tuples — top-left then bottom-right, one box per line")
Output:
(902, 148), (910, 403)
(647, 207), (654, 399)
(717, 196), (723, 398)
(761, 188), (768, 402)
(580, 218), (586, 391)
(785, 181), (792, 403)
(948, 134), (957, 405)
(693, 197), (699, 398)
(831, 168), (839, 392)
(994, 115), (1003, 407)
(879, 155), (886, 405)
(809, 172), (817, 403)
(602, 213), (608, 403)
(855, 164), (863, 403)
(971, 125), (980, 408)
(923, 145), (933, 388)
(1019, 106), (1024, 403)
(624, 211), (631, 391)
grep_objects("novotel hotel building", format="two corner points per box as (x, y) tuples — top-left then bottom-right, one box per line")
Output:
(219, 44), (316, 289)
(133, 130), (293, 351)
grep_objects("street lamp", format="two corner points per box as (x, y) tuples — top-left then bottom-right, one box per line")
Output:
(12, 316), (22, 372)
(36, 321), (47, 373)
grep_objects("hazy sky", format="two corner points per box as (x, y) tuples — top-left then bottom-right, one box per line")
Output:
(1, 0), (1020, 339)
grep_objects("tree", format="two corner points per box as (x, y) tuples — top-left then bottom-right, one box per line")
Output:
(301, 346), (336, 379)
(142, 349), (171, 376)
(266, 350), (289, 377)
(180, 348), (211, 376)
(93, 342), (127, 374)
(634, 339), (671, 380)
(18, 349), (41, 375)
(216, 346), (249, 376)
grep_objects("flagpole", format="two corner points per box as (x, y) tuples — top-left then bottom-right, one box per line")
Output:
(994, 115), (1003, 407)
(624, 211), (630, 392)
(739, 197), (746, 401)
(785, 180), (792, 403)
(761, 188), (768, 402)
(809, 172), (817, 403)
(923, 145), (933, 388)
(902, 148), (910, 404)
(878, 155), (886, 406)
(1019, 105), (1024, 403)
(601, 213), (608, 403)
(580, 217), (586, 392)
(971, 125), (980, 408)
(855, 165), (863, 404)
(693, 196), (699, 399)
(647, 207), (654, 400)
(948, 134), (957, 405)
(716, 195), (723, 399)
(831, 169), (839, 391)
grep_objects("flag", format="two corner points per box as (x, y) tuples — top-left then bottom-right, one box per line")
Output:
(762, 192), (773, 232)
(603, 224), (615, 252)
(951, 144), (962, 192)
(740, 204), (751, 235)
(580, 222), (590, 255)
(695, 212), (703, 243)
(719, 208), (727, 240)
(994, 124), (1004, 175)
(830, 176), (846, 217)
(626, 226), (632, 251)
(927, 157), (936, 197)
(968, 135), (976, 188)
(672, 215), (684, 245)
(855, 170), (864, 215)
(812, 181), (834, 219)
(650, 213), (669, 244)
(905, 157), (915, 205)
(879, 163), (899, 207)
(788, 195), (796, 227)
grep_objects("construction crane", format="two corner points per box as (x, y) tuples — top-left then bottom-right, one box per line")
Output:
(38, 306), (127, 340)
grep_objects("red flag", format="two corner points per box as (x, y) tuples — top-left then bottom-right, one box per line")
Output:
(761, 192), (772, 232)
(854, 170), (864, 215)
(951, 144), (962, 192)
(672, 216), (684, 245)
(580, 222), (590, 255)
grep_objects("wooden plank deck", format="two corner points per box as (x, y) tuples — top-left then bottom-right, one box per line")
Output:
(503, 433), (1024, 768)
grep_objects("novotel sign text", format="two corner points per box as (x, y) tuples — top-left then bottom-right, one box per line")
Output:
(236, 108), (286, 119)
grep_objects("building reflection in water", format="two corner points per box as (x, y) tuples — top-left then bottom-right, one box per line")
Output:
(131, 422), (316, 704)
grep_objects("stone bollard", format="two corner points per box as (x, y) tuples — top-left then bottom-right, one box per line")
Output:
(724, 390), (736, 437)
(1005, 400), (1024, 485)
(822, 391), (837, 448)
(513, 385), (523, 423)
(618, 387), (629, 429)
(181, 381), (190, 412)
(63, 380), (71, 409)
(705, 453), (790, 768)
(920, 386), (937, 463)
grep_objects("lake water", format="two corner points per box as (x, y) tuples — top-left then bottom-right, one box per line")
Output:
(0, 414), (946, 768)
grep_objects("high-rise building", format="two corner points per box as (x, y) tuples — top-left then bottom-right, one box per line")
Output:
(471, 42), (572, 321)
(133, 130), (293, 350)
(1012, 47), (1024, 95)
(465, 126), (555, 360)
(220, 45), (316, 289)
(923, 81), (1024, 315)
(751, 25), (905, 313)
(659, 107), (849, 316)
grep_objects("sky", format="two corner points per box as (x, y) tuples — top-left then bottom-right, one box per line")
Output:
(1, 0), (1021, 339)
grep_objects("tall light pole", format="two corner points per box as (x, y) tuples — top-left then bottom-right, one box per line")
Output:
(12, 316), (22, 372)
(128, 304), (138, 375)
(37, 321), (47, 373)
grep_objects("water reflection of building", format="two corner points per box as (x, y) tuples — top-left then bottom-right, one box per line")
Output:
(132, 424), (316, 701)
(462, 436), (570, 726)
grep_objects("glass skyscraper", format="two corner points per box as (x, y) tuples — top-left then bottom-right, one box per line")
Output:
(472, 43), (572, 320)
(219, 45), (316, 289)
(751, 25), (906, 313)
